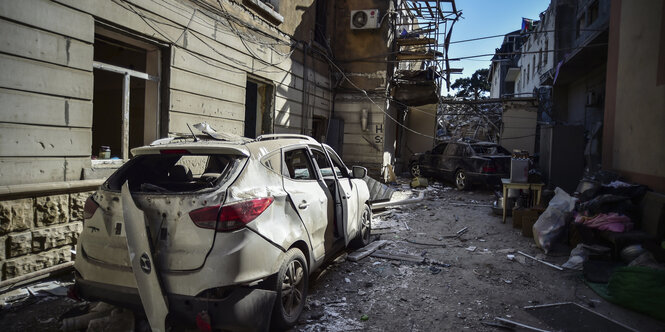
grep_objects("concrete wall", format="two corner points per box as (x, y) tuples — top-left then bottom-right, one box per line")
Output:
(333, 96), (387, 176)
(500, 101), (538, 154)
(603, 0), (665, 193)
(328, 0), (396, 177)
(404, 104), (437, 161)
(0, 0), (330, 281)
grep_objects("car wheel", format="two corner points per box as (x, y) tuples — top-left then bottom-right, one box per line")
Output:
(271, 248), (308, 330)
(455, 169), (468, 190)
(410, 163), (421, 177)
(351, 204), (372, 248)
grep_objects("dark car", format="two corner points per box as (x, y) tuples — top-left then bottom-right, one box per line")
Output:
(409, 140), (511, 190)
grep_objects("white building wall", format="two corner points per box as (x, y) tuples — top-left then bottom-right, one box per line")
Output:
(515, 5), (555, 96)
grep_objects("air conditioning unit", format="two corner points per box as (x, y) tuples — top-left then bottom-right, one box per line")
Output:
(350, 9), (379, 30)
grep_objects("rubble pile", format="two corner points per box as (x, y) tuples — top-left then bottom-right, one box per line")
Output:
(530, 171), (665, 322)
(437, 101), (503, 142)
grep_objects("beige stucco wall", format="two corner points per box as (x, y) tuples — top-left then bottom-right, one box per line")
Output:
(607, 1), (665, 181)
(500, 103), (537, 154)
(0, 0), (331, 281)
(404, 104), (437, 159)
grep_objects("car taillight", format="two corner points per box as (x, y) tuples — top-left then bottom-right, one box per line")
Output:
(83, 196), (99, 220)
(189, 197), (274, 232)
(481, 165), (497, 173)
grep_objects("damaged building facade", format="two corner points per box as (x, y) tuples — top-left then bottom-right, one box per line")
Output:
(0, 0), (335, 283)
(0, 0), (460, 285)
(328, 0), (459, 178)
(489, 0), (665, 195)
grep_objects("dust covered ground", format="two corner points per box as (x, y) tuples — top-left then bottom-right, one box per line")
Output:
(1, 181), (663, 331)
(293, 181), (664, 332)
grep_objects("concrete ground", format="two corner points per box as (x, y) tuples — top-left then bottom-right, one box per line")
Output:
(293, 182), (664, 332)
(1, 180), (663, 331)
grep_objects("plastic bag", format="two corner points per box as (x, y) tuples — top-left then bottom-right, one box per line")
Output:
(533, 187), (576, 253)
(562, 244), (588, 270)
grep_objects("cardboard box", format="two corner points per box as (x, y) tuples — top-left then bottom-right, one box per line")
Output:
(521, 208), (544, 237)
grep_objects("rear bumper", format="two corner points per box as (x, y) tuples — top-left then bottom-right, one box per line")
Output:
(75, 276), (276, 332)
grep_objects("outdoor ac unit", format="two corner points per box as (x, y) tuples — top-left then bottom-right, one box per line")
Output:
(350, 9), (379, 30)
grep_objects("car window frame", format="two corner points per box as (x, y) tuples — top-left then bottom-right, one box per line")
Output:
(323, 145), (350, 179)
(309, 147), (335, 179)
(260, 150), (288, 177)
(282, 146), (318, 182)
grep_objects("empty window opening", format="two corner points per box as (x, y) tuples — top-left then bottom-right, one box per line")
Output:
(92, 28), (162, 161)
(244, 79), (274, 138)
(588, 1), (599, 26)
(311, 116), (327, 143)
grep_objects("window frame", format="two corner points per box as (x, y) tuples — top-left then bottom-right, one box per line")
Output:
(282, 146), (318, 181)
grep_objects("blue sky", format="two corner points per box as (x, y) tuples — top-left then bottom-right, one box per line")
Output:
(445, 0), (550, 84)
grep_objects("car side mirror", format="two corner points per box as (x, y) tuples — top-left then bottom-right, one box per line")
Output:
(351, 166), (367, 179)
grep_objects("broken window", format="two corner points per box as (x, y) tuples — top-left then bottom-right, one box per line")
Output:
(539, 48), (543, 68)
(324, 146), (350, 178)
(576, 15), (585, 37)
(244, 78), (274, 138)
(314, 0), (327, 46)
(92, 27), (164, 161)
(105, 153), (241, 193)
(588, 1), (599, 26)
(284, 149), (315, 180)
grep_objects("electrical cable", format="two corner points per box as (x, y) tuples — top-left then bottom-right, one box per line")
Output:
(311, 47), (436, 139)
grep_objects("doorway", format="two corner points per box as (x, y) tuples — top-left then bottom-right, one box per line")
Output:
(244, 79), (274, 138)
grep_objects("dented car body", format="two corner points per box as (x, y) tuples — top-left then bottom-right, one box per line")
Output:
(73, 133), (371, 331)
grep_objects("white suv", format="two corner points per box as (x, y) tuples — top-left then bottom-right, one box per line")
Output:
(73, 129), (371, 331)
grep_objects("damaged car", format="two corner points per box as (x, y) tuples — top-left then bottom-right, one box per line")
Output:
(72, 128), (371, 331)
(409, 140), (511, 190)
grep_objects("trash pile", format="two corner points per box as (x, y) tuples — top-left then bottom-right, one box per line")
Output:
(437, 101), (503, 142)
(528, 171), (665, 321)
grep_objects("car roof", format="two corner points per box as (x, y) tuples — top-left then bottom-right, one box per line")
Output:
(131, 134), (325, 159)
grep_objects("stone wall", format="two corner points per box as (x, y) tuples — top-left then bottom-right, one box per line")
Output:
(0, 191), (92, 281)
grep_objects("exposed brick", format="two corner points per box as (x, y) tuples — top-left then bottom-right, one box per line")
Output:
(0, 198), (34, 235)
(3, 246), (72, 280)
(35, 194), (69, 227)
(70, 192), (93, 221)
(32, 222), (83, 251)
(7, 231), (32, 257)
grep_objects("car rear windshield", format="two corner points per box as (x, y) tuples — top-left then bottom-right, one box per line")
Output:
(105, 154), (244, 193)
(471, 144), (509, 155)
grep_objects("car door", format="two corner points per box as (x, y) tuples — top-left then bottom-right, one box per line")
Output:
(430, 143), (448, 178)
(311, 146), (357, 246)
(440, 143), (462, 180)
(281, 147), (331, 262)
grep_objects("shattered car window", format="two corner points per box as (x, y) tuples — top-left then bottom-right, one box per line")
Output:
(105, 154), (241, 193)
(284, 149), (315, 180)
(311, 149), (334, 177)
(471, 144), (509, 155)
(324, 146), (349, 178)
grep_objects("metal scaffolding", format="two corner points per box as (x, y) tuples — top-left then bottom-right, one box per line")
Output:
(392, 0), (460, 107)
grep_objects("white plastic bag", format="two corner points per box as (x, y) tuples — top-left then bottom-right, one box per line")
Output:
(533, 187), (576, 253)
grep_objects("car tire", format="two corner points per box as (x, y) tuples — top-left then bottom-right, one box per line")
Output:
(455, 169), (468, 190)
(351, 204), (372, 248)
(410, 163), (421, 177)
(271, 248), (308, 330)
